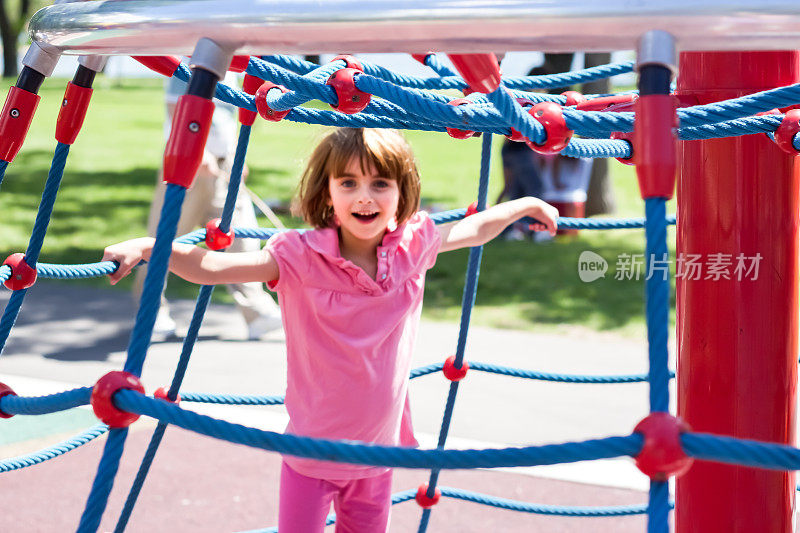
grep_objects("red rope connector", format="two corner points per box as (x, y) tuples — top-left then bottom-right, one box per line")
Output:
(633, 412), (693, 481)
(576, 93), (637, 112)
(3, 253), (37, 291)
(205, 218), (235, 250)
(162, 94), (215, 188)
(132, 56), (181, 78)
(561, 91), (587, 107)
(447, 54), (502, 94)
(55, 82), (93, 145)
(465, 201), (479, 217)
(228, 55), (251, 73)
(446, 98), (477, 140)
(91, 371), (145, 428)
(415, 484), (441, 508)
(442, 355), (469, 382)
(332, 55), (363, 72)
(239, 73), (263, 126)
(154, 386), (180, 405)
(505, 97), (536, 143)
(0, 382), (17, 419)
(526, 102), (573, 154)
(0, 86), (40, 162)
(327, 68), (371, 115)
(634, 94), (677, 199)
(255, 81), (291, 122)
(610, 131), (636, 165)
(774, 109), (800, 155)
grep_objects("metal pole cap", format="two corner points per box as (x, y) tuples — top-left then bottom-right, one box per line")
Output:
(22, 41), (61, 77)
(636, 30), (677, 74)
(78, 55), (108, 73)
(189, 37), (233, 79)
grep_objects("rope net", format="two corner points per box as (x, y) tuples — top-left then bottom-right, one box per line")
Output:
(0, 49), (798, 533)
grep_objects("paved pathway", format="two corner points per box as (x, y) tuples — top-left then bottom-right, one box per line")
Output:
(0, 282), (659, 532)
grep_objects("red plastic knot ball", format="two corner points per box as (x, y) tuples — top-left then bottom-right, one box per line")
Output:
(91, 371), (145, 428)
(2, 253), (37, 291)
(0, 382), (17, 419)
(154, 386), (180, 405)
(255, 81), (291, 122)
(331, 54), (363, 72)
(442, 355), (469, 382)
(561, 91), (587, 107)
(446, 98), (477, 140)
(505, 97), (536, 142)
(610, 131), (636, 166)
(205, 218), (235, 250)
(774, 109), (800, 155)
(526, 102), (573, 154)
(633, 412), (693, 481)
(415, 484), (441, 508)
(327, 68), (371, 115)
(465, 201), (479, 217)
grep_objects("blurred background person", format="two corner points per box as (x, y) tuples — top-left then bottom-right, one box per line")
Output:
(498, 62), (592, 240)
(133, 65), (282, 340)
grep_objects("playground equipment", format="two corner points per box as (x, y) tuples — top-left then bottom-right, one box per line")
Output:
(1, 1), (800, 531)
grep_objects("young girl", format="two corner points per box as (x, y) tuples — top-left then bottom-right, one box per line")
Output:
(103, 128), (558, 533)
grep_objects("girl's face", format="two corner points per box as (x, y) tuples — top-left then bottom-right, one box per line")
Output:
(328, 156), (400, 244)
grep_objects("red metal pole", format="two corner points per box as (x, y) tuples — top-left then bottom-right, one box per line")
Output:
(676, 51), (800, 533)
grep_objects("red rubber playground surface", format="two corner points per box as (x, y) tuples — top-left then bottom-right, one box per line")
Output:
(0, 423), (648, 532)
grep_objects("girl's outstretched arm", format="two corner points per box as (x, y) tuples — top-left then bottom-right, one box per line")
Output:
(437, 197), (559, 253)
(102, 237), (279, 286)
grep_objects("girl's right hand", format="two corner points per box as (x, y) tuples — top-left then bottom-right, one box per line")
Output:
(102, 237), (155, 285)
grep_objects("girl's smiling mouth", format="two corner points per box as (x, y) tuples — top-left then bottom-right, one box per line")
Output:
(352, 211), (379, 223)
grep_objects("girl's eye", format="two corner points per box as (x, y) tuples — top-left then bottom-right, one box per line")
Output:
(340, 179), (356, 188)
(373, 179), (390, 189)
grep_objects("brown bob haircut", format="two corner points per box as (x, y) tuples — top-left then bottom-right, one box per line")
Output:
(294, 128), (421, 228)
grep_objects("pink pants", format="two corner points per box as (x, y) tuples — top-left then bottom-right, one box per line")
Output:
(278, 461), (393, 533)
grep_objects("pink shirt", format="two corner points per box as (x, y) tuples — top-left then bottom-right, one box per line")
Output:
(266, 212), (441, 479)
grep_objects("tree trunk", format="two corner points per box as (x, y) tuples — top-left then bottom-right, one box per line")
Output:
(543, 53), (574, 91)
(582, 52), (616, 216)
(0, 1), (18, 78)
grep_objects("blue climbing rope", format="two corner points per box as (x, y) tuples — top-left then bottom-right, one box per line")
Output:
(419, 133), (493, 533)
(114, 122), (254, 532)
(644, 198), (671, 414)
(643, 196), (673, 533)
(0, 143), (70, 356)
(114, 388), (645, 469)
(78, 180), (187, 532)
(0, 359), (672, 421)
(0, 424), (108, 473)
(0, 159), (8, 191)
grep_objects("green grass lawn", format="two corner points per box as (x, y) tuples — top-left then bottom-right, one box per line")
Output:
(0, 75), (676, 337)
